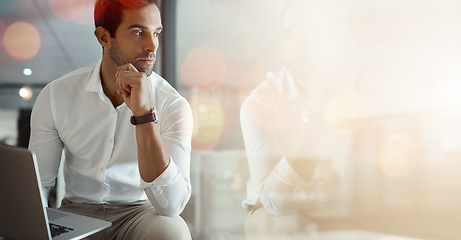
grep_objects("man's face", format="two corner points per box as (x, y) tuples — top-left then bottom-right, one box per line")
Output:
(281, 1), (354, 85)
(108, 4), (163, 76)
(281, 5), (313, 82)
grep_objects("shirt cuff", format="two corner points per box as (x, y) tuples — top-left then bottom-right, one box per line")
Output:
(139, 157), (180, 189)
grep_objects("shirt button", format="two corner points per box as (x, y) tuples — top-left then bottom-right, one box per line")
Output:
(100, 168), (104, 172)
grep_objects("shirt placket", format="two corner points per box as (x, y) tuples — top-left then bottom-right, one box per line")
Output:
(99, 108), (119, 202)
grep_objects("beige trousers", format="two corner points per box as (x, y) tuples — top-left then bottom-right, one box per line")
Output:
(58, 199), (191, 240)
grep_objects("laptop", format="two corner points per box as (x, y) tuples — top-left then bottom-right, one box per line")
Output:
(0, 144), (111, 240)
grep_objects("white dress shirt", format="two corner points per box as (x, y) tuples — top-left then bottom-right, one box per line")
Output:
(29, 59), (193, 216)
(240, 68), (327, 216)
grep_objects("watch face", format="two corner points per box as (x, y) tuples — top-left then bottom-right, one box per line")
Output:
(152, 108), (158, 123)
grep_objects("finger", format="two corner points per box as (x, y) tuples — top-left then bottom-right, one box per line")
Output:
(127, 63), (139, 73)
(119, 63), (131, 70)
(117, 63), (139, 73)
(116, 65), (130, 78)
(116, 84), (129, 98)
(122, 89), (130, 98)
(115, 75), (127, 96)
(116, 83), (128, 97)
(121, 80), (132, 94)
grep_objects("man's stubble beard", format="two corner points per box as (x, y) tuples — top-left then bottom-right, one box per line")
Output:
(108, 42), (155, 77)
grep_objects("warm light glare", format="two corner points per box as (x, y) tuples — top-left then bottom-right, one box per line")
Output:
(189, 95), (226, 152)
(49, 0), (72, 20)
(49, 0), (93, 25)
(3, 21), (41, 60)
(66, 0), (94, 25)
(324, 89), (363, 135)
(23, 68), (32, 76)
(378, 134), (417, 179)
(19, 86), (33, 100)
(180, 45), (227, 92)
(237, 69), (268, 89)
(236, 69), (269, 101)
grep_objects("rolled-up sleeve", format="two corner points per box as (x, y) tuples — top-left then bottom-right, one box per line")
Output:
(142, 96), (193, 216)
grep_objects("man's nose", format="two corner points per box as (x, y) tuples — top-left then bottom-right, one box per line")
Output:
(144, 35), (158, 52)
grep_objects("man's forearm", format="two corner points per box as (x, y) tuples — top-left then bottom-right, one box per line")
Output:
(136, 122), (170, 183)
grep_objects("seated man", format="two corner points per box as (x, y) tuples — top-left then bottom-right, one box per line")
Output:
(240, 0), (334, 239)
(240, 67), (329, 240)
(29, 0), (193, 239)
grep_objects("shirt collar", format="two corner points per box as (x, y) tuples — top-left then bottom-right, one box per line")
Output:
(85, 58), (103, 93)
(282, 67), (306, 101)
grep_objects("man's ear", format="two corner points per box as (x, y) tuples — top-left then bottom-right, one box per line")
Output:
(94, 26), (111, 48)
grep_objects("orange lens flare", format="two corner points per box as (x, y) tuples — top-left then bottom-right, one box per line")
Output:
(189, 95), (226, 153)
(180, 45), (227, 93)
(3, 21), (41, 60)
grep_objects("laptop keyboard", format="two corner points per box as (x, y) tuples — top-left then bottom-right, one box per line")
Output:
(49, 223), (74, 237)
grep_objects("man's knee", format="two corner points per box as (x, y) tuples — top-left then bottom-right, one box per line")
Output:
(141, 215), (191, 240)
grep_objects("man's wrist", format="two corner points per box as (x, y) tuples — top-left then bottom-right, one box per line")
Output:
(132, 108), (152, 117)
(130, 108), (158, 125)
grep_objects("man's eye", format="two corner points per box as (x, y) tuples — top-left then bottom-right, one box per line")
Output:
(154, 32), (162, 37)
(134, 31), (143, 36)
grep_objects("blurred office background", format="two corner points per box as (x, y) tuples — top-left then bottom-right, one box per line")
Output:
(1, 0), (461, 239)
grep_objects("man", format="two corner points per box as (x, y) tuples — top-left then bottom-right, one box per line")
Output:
(29, 0), (193, 239)
(240, 68), (328, 240)
(240, 0), (344, 239)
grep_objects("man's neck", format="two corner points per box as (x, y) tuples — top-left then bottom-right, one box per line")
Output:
(100, 59), (124, 108)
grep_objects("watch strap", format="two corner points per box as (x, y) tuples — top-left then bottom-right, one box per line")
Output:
(130, 108), (158, 125)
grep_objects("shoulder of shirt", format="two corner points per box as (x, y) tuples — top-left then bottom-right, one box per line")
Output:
(148, 71), (185, 101)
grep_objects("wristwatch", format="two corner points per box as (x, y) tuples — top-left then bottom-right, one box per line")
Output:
(130, 108), (158, 125)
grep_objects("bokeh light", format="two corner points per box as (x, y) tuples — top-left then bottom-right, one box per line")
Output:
(66, 0), (94, 25)
(180, 45), (227, 93)
(49, 0), (73, 21)
(3, 22), (41, 60)
(237, 68), (268, 93)
(324, 89), (364, 135)
(49, 0), (93, 25)
(19, 86), (33, 100)
(236, 69), (269, 112)
(189, 94), (226, 153)
(23, 68), (32, 76)
(378, 134), (417, 179)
